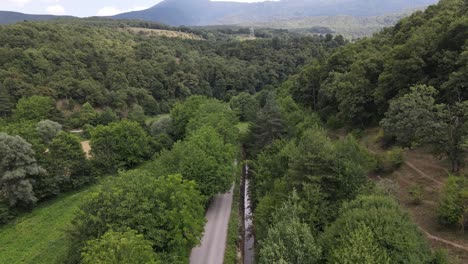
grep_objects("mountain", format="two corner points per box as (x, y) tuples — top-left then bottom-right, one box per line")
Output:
(114, 0), (439, 26)
(0, 11), (71, 25)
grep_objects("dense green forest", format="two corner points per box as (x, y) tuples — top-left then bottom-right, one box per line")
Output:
(0, 0), (467, 263)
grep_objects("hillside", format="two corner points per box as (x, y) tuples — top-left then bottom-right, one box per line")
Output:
(114, 0), (438, 26)
(0, 11), (70, 25)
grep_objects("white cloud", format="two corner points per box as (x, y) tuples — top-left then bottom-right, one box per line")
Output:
(7, 0), (31, 7)
(41, 0), (61, 3)
(46, 5), (66, 15)
(97, 6), (149, 17)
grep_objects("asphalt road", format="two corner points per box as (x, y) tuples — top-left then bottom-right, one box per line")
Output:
(190, 186), (234, 264)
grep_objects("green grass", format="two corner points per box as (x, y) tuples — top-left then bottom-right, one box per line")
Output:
(145, 114), (170, 126)
(0, 187), (94, 264)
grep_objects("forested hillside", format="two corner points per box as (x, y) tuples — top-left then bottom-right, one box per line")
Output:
(0, 0), (466, 263)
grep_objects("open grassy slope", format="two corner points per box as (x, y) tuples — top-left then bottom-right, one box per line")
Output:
(0, 188), (93, 264)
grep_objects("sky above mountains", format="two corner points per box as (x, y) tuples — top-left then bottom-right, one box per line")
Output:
(2, 0), (270, 17)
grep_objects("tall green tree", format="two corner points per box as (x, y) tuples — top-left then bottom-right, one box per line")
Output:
(0, 133), (45, 207)
(13, 96), (54, 122)
(90, 121), (152, 172)
(70, 172), (205, 263)
(229, 92), (259, 122)
(81, 229), (159, 264)
(0, 83), (14, 117)
(36, 120), (62, 144)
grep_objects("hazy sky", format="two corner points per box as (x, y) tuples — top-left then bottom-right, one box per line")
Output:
(1, 0), (272, 17)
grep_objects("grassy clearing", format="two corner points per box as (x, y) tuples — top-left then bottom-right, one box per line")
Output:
(124, 27), (203, 40)
(0, 187), (94, 264)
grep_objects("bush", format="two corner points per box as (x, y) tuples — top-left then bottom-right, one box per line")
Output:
(438, 176), (468, 230)
(376, 147), (404, 174)
(409, 185), (424, 205)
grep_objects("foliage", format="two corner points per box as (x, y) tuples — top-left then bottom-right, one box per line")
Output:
(128, 104), (146, 126)
(150, 116), (173, 137)
(69, 172), (205, 263)
(36, 120), (62, 144)
(258, 192), (321, 264)
(0, 133), (45, 207)
(13, 96), (54, 122)
(381, 85), (467, 172)
(156, 126), (236, 199)
(42, 132), (91, 195)
(437, 176), (468, 230)
(229, 92), (259, 122)
(321, 195), (432, 264)
(375, 147), (404, 174)
(409, 185), (424, 205)
(82, 229), (159, 264)
(90, 120), (152, 172)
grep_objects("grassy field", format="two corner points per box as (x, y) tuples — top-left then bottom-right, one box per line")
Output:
(0, 187), (94, 264)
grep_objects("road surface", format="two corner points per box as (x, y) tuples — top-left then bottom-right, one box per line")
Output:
(190, 186), (234, 264)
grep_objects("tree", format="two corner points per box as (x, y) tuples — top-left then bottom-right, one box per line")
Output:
(150, 116), (173, 137)
(438, 176), (468, 231)
(186, 101), (239, 144)
(250, 93), (287, 152)
(381, 85), (467, 172)
(327, 224), (390, 264)
(0, 83), (14, 117)
(321, 195), (431, 264)
(79, 102), (97, 127)
(170, 96), (211, 140)
(259, 192), (321, 264)
(128, 104), (146, 126)
(70, 172), (205, 263)
(36, 120), (62, 144)
(82, 229), (159, 264)
(0, 133), (44, 207)
(46, 132), (91, 191)
(156, 126), (236, 199)
(13, 96), (54, 121)
(90, 121), (152, 172)
(229, 92), (259, 122)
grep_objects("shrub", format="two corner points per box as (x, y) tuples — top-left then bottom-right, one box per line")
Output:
(376, 147), (404, 174)
(438, 176), (468, 230)
(409, 185), (424, 205)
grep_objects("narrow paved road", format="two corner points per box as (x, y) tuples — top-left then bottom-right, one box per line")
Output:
(190, 186), (234, 264)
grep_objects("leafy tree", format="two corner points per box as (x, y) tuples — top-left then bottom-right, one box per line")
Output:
(0, 83), (14, 117)
(0, 133), (45, 207)
(70, 172), (205, 263)
(229, 92), (259, 122)
(46, 132), (91, 191)
(156, 126), (236, 199)
(79, 102), (97, 127)
(13, 96), (54, 122)
(82, 229), (159, 264)
(170, 96), (211, 140)
(249, 93), (287, 152)
(438, 176), (468, 231)
(321, 195), (432, 264)
(36, 120), (62, 144)
(381, 85), (467, 172)
(327, 223), (390, 264)
(128, 104), (146, 126)
(95, 108), (118, 126)
(186, 101), (239, 144)
(150, 116), (173, 137)
(90, 121), (152, 172)
(259, 192), (321, 264)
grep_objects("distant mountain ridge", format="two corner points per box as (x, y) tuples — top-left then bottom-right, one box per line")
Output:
(114, 0), (439, 26)
(0, 11), (71, 25)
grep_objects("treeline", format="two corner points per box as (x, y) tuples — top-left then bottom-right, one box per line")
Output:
(0, 18), (343, 124)
(67, 96), (239, 263)
(245, 87), (449, 263)
(288, 0), (467, 172)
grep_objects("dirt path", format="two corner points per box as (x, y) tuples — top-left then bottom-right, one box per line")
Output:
(419, 227), (468, 252)
(80, 141), (91, 158)
(404, 161), (444, 186)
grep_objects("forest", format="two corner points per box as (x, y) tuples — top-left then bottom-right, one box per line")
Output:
(0, 0), (467, 263)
